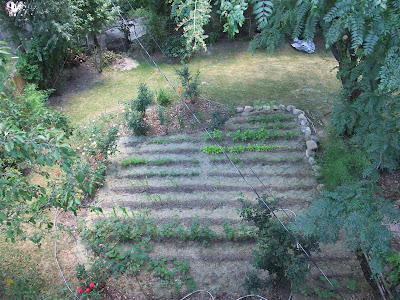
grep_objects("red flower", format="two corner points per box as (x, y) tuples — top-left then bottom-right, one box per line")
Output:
(184, 100), (187, 104)
(98, 154), (102, 160)
(86, 288), (90, 293)
(54, 171), (59, 177)
(89, 282), (95, 288)
(78, 288), (83, 294)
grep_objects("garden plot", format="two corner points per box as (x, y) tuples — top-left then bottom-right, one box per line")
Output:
(90, 109), (372, 299)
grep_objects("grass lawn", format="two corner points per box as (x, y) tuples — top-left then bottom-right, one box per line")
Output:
(54, 40), (340, 125)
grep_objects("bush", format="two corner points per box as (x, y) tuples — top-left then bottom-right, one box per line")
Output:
(124, 83), (152, 135)
(162, 35), (191, 60)
(102, 50), (116, 68)
(132, 83), (153, 117)
(157, 88), (171, 106)
(176, 66), (200, 102)
(209, 110), (228, 131)
(240, 195), (319, 292)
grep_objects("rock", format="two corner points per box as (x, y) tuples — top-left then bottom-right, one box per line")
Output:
(306, 140), (318, 151)
(304, 131), (311, 141)
(301, 119), (309, 127)
(236, 107), (244, 113)
(293, 108), (302, 115)
(298, 113), (307, 120)
(286, 105), (295, 112)
(311, 135), (319, 143)
(272, 105), (279, 110)
(255, 105), (263, 111)
(244, 106), (254, 112)
(306, 149), (315, 157)
(263, 105), (271, 111)
(312, 165), (321, 172)
(395, 200), (400, 207)
(302, 126), (311, 134)
(308, 157), (316, 165)
(316, 184), (325, 191)
(279, 104), (286, 111)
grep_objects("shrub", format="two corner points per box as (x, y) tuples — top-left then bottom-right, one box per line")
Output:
(125, 83), (153, 135)
(209, 110), (228, 131)
(126, 113), (150, 136)
(102, 50), (116, 67)
(240, 195), (319, 292)
(162, 35), (191, 60)
(132, 83), (153, 117)
(157, 88), (171, 106)
(176, 66), (200, 102)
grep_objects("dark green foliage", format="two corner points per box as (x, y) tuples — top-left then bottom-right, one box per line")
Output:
(133, 83), (153, 116)
(131, 8), (169, 53)
(388, 251), (400, 292)
(125, 83), (152, 135)
(240, 195), (319, 291)
(157, 88), (171, 106)
(162, 35), (191, 60)
(301, 181), (399, 275)
(176, 66), (200, 102)
(209, 110), (229, 131)
(319, 132), (370, 190)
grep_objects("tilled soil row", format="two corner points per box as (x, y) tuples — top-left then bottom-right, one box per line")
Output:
(110, 183), (315, 194)
(100, 196), (309, 210)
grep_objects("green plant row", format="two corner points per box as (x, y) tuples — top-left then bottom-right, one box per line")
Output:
(248, 113), (293, 123)
(228, 128), (300, 142)
(203, 144), (290, 155)
(129, 170), (200, 178)
(209, 156), (303, 164)
(121, 157), (149, 167)
(80, 214), (257, 295)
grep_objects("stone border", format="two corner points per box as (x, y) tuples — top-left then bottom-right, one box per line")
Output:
(235, 104), (321, 176)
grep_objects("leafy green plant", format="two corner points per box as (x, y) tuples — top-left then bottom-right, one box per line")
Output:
(203, 144), (289, 154)
(240, 194), (319, 292)
(229, 127), (299, 142)
(157, 88), (171, 106)
(388, 251), (400, 291)
(121, 157), (149, 167)
(209, 110), (229, 131)
(204, 129), (223, 141)
(154, 158), (174, 165)
(176, 66), (200, 102)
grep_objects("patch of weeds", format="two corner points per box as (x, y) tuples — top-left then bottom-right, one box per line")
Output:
(319, 131), (370, 191)
(152, 138), (169, 144)
(178, 115), (185, 130)
(130, 176), (149, 187)
(193, 159), (200, 166)
(121, 157), (149, 167)
(166, 177), (179, 187)
(154, 158), (175, 165)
